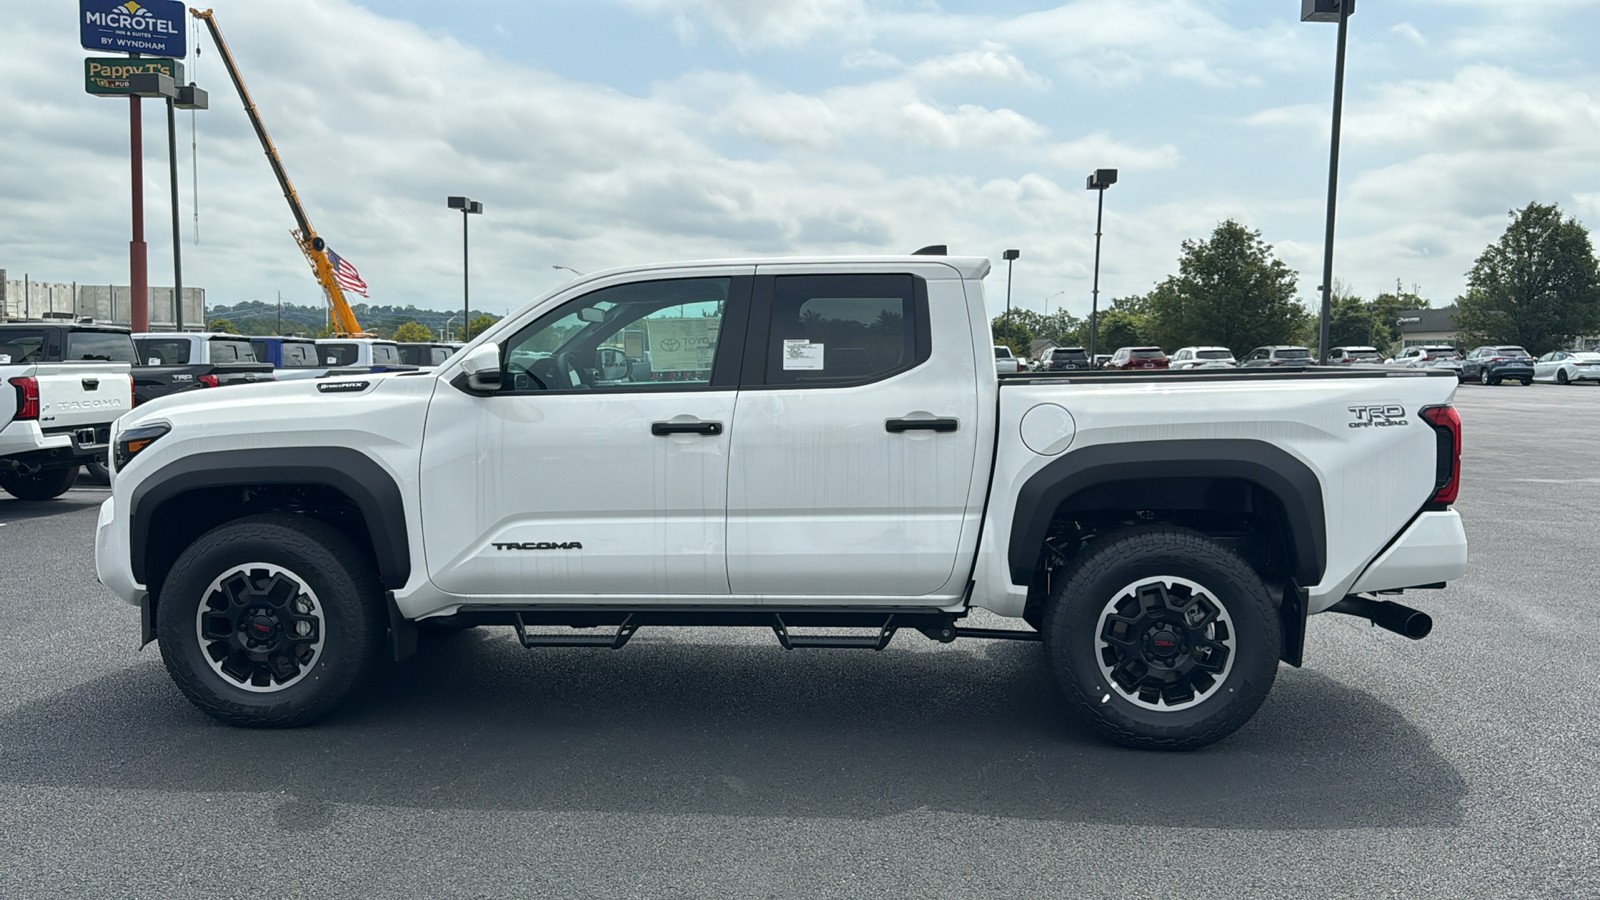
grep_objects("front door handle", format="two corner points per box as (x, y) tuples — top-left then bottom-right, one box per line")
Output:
(885, 417), (958, 433)
(652, 421), (723, 436)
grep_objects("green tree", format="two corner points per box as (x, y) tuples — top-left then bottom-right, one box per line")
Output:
(1079, 308), (1147, 354)
(1369, 282), (1430, 350)
(1456, 202), (1600, 354)
(1140, 220), (1310, 354)
(392, 321), (433, 342)
(990, 313), (1034, 357)
(465, 314), (499, 340)
(207, 317), (239, 334)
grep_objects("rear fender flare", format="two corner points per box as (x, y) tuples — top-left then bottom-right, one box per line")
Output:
(1005, 439), (1326, 586)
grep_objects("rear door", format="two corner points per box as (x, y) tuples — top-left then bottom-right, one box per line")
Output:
(420, 268), (752, 599)
(725, 266), (980, 600)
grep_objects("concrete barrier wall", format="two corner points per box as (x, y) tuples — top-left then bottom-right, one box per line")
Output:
(0, 270), (205, 330)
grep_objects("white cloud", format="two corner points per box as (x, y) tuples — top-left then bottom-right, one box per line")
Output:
(1391, 23), (1427, 47)
(620, 0), (872, 50)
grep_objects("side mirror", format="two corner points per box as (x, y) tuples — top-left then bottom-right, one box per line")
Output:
(459, 343), (502, 393)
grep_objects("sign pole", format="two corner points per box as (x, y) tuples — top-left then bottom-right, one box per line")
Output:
(130, 90), (149, 334)
(167, 96), (183, 331)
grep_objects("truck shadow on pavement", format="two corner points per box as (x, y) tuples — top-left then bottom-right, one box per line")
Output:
(0, 490), (107, 523)
(0, 630), (1465, 829)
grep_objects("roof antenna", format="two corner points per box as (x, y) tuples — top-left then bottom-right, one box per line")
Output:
(911, 244), (947, 256)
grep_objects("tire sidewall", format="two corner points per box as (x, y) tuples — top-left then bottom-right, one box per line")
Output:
(0, 464), (78, 500)
(157, 516), (380, 725)
(1047, 528), (1280, 745)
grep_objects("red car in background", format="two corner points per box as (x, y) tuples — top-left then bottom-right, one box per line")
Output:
(1105, 346), (1169, 370)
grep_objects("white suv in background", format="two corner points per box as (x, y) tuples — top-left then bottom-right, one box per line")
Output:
(1169, 346), (1236, 369)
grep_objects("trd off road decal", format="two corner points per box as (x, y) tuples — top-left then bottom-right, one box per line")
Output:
(1347, 405), (1408, 428)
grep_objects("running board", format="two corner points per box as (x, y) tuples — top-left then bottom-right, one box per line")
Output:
(771, 614), (898, 650)
(513, 613), (638, 649)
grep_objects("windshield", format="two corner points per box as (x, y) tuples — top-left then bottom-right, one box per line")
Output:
(1196, 349), (1233, 359)
(1276, 348), (1312, 359)
(67, 330), (138, 363)
(208, 338), (255, 363)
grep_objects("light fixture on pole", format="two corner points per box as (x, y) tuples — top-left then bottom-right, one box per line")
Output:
(1043, 290), (1065, 317)
(132, 72), (207, 332)
(1002, 249), (1020, 347)
(1085, 168), (1118, 363)
(447, 196), (483, 340)
(552, 265), (585, 277)
(1302, 0), (1354, 364)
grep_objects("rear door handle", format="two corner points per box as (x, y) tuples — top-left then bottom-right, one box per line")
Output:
(885, 417), (959, 433)
(652, 421), (723, 436)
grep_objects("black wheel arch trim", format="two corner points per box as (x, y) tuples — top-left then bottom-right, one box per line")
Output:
(1006, 439), (1327, 587)
(128, 446), (411, 590)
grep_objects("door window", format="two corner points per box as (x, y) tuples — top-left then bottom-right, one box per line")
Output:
(502, 276), (734, 393)
(759, 274), (923, 387)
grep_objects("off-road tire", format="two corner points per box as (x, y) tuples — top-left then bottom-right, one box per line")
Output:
(157, 514), (385, 727)
(0, 465), (78, 500)
(1043, 525), (1280, 751)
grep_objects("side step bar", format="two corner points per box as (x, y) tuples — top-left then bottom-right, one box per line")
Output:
(461, 606), (1045, 652)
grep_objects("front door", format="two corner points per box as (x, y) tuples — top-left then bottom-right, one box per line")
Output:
(420, 270), (752, 599)
(725, 268), (980, 600)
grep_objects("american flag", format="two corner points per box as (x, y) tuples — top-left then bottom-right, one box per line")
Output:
(325, 249), (369, 297)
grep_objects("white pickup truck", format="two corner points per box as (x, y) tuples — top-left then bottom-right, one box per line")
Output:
(1, 322), (133, 500)
(94, 255), (1468, 749)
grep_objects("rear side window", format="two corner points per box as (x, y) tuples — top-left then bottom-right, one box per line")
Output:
(764, 274), (923, 386)
(282, 342), (317, 367)
(372, 343), (400, 365)
(321, 342), (358, 366)
(430, 347), (452, 365)
(136, 338), (190, 365)
(0, 330), (47, 364)
(208, 339), (255, 363)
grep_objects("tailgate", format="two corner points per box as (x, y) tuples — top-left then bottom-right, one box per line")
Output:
(211, 363), (277, 386)
(31, 363), (132, 429)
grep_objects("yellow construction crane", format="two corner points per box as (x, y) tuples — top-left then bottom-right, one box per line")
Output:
(190, 8), (371, 337)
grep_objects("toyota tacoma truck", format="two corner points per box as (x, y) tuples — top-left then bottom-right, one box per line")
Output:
(1, 322), (133, 500)
(94, 255), (1468, 749)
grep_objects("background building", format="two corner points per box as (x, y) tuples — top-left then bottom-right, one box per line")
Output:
(0, 269), (204, 330)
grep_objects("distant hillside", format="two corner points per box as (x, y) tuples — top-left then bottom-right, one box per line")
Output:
(208, 300), (498, 340)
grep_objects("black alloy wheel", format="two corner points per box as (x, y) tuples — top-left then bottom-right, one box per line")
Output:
(1558, 369), (1570, 385)
(1043, 525), (1280, 751)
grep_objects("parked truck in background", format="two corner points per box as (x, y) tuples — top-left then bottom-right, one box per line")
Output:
(0, 322), (133, 500)
(96, 254), (1468, 750)
(131, 332), (277, 405)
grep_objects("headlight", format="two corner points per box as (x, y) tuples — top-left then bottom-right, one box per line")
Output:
(114, 423), (171, 471)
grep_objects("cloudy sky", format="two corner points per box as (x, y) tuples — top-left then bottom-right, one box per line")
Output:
(3, 0), (1598, 323)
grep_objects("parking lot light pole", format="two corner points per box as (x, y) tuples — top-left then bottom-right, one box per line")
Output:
(130, 74), (208, 333)
(1002, 250), (1020, 348)
(1302, 0), (1355, 364)
(1086, 168), (1118, 363)
(447, 196), (483, 340)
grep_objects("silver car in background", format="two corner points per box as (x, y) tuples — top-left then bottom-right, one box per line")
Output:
(1533, 350), (1600, 385)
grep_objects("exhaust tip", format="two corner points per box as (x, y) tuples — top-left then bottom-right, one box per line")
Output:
(1400, 611), (1433, 640)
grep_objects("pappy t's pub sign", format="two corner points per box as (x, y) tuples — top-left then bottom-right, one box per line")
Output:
(79, 0), (187, 58)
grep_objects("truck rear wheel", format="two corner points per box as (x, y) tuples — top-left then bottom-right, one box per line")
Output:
(0, 464), (78, 500)
(1043, 525), (1280, 750)
(156, 514), (386, 727)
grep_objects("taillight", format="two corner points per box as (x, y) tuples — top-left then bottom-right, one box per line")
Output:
(1421, 405), (1461, 505)
(8, 376), (39, 420)
(129, 374), (137, 407)
(198, 374), (219, 387)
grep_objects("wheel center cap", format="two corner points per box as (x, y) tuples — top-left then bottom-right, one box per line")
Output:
(248, 616), (276, 639)
(1148, 629), (1181, 658)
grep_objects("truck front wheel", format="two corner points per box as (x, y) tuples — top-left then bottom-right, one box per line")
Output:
(156, 514), (386, 727)
(0, 464), (78, 500)
(1044, 525), (1280, 750)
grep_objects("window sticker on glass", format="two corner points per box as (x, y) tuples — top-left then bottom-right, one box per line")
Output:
(0, 355), (9, 364)
(783, 339), (825, 370)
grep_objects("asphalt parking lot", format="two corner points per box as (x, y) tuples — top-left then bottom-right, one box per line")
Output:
(1, 382), (1596, 899)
